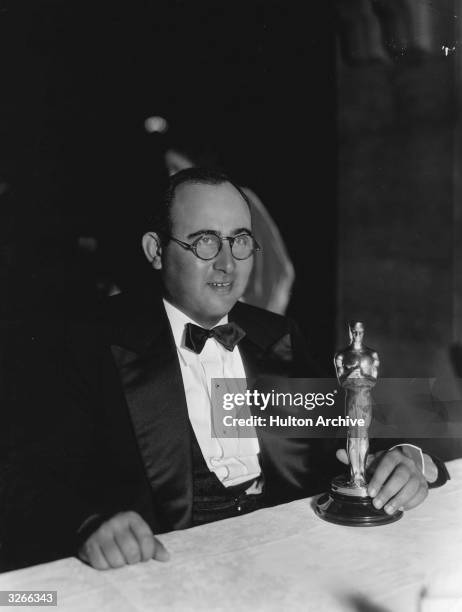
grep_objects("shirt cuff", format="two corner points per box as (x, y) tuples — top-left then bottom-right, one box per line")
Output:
(388, 443), (449, 487)
(389, 443), (425, 474)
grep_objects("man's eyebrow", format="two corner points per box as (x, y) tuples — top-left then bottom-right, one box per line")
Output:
(186, 228), (252, 239)
(186, 229), (216, 239)
(232, 227), (252, 235)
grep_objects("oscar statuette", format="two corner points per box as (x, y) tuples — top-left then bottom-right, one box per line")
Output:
(315, 321), (402, 526)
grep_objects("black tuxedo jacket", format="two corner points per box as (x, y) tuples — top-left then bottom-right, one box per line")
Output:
(1, 291), (338, 570)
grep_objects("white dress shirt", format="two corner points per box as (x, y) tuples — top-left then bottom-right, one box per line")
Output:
(163, 299), (262, 488)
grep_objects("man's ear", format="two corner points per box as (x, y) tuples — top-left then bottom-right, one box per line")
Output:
(142, 232), (163, 270)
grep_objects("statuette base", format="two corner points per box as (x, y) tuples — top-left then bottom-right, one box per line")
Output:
(331, 474), (369, 497)
(315, 477), (403, 526)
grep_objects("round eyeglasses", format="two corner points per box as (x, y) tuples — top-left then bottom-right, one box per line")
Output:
(166, 232), (261, 261)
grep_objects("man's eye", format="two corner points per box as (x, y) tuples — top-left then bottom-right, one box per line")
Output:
(199, 235), (215, 245)
(235, 234), (250, 245)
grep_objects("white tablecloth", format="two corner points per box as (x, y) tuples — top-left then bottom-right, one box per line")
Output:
(1, 460), (462, 612)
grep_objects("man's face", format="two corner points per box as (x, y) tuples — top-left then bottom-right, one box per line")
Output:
(160, 181), (253, 327)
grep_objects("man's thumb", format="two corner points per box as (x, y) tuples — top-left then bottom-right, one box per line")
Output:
(152, 537), (170, 562)
(336, 448), (349, 465)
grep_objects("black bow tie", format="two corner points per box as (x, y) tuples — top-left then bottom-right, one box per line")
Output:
(184, 322), (246, 354)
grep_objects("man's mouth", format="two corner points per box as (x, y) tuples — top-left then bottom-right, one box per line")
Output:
(207, 281), (234, 294)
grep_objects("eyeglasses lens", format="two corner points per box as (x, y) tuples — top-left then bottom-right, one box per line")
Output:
(231, 235), (254, 260)
(195, 234), (255, 260)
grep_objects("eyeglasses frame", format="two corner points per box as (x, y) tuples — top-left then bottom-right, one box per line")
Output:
(164, 231), (261, 261)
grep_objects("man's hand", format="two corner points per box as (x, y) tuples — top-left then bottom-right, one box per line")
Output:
(78, 511), (170, 570)
(336, 447), (428, 515)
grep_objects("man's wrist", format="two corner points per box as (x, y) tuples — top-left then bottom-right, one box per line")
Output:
(389, 443), (425, 474)
(388, 443), (449, 488)
(75, 513), (105, 548)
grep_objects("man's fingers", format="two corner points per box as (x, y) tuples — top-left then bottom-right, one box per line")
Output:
(100, 539), (126, 568)
(367, 448), (428, 514)
(315, 446), (427, 515)
(80, 541), (110, 571)
(89, 544), (111, 571)
(128, 513), (156, 562)
(367, 449), (404, 498)
(371, 464), (412, 509)
(114, 529), (142, 565)
(128, 512), (170, 562)
(401, 481), (428, 511)
(387, 477), (428, 513)
(97, 523), (126, 568)
(380, 474), (421, 514)
(384, 475), (427, 514)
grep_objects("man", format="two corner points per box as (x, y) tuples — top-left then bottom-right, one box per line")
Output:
(163, 137), (295, 314)
(1, 168), (447, 571)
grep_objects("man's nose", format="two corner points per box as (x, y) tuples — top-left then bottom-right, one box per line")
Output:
(213, 241), (235, 273)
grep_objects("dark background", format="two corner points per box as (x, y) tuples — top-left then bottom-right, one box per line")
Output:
(0, 0), (336, 363)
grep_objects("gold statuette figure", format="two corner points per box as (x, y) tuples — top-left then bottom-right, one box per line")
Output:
(315, 321), (402, 526)
(334, 321), (379, 494)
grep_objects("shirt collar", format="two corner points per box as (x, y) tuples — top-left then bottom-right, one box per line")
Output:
(163, 298), (228, 350)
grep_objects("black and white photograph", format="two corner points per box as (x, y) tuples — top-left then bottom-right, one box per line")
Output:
(0, 1), (461, 610)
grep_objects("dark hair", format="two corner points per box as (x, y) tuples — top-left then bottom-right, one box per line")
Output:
(151, 167), (251, 242)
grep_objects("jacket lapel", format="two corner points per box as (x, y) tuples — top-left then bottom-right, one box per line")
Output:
(109, 298), (193, 531)
(230, 301), (295, 382)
